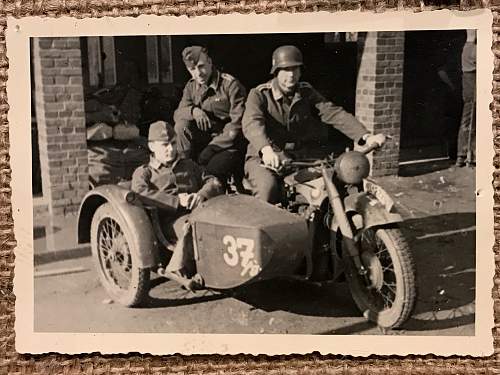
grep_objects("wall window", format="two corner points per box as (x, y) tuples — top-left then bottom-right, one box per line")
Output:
(87, 37), (117, 87)
(87, 36), (173, 88)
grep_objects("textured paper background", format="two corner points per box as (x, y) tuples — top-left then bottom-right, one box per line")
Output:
(1, 2), (498, 373)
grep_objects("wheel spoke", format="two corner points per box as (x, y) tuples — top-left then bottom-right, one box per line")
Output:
(375, 247), (389, 256)
(380, 289), (394, 308)
(97, 217), (133, 291)
(382, 264), (395, 274)
(383, 281), (397, 295)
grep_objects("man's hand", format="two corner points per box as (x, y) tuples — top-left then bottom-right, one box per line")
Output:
(186, 193), (203, 210)
(179, 192), (203, 210)
(365, 133), (386, 148)
(178, 193), (191, 208)
(261, 145), (281, 169)
(192, 107), (212, 131)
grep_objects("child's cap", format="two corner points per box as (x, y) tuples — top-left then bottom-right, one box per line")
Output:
(148, 121), (175, 142)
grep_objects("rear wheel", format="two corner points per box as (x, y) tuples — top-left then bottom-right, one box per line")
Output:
(342, 227), (416, 329)
(90, 203), (150, 307)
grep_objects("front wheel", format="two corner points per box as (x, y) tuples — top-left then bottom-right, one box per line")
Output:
(90, 203), (150, 307)
(342, 227), (416, 329)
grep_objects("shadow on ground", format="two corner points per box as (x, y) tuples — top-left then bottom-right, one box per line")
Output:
(400, 211), (475, 332)
(146, 212), (475, 334)
(146, 276), (227, 308)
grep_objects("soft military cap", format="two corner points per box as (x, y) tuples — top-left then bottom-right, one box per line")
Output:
(148, 121), (175, 142)
(182, 46), (208, 69)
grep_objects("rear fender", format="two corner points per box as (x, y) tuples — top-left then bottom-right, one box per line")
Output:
(343, 191), (403, 230)
(77, 185), (157, 268)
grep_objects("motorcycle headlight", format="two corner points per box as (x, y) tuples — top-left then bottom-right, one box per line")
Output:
(334, 151), (370, 185)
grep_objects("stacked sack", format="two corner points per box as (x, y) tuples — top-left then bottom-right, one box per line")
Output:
(88, 139), (149, 188)
(85, 89), (147, 188)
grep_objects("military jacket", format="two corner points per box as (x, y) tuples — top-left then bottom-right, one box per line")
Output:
(242, 78), (368, 157)
(174, 70), (247, 150)
(131, 156), (223, 215)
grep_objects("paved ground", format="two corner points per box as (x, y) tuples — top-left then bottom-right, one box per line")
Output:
(34, 161), (476, 335)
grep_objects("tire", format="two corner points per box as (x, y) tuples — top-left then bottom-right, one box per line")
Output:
(90, 203), (150, 307)
(342, 226), (417, 329)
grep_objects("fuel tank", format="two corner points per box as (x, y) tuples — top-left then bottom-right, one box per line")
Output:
(189, 194), (309, 289)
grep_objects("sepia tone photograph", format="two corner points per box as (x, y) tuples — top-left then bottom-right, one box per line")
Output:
(8, 11), (494, 355)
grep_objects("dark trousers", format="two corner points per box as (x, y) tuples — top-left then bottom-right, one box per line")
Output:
(457, 72), (476, 162)
(174, 119), (244, 181)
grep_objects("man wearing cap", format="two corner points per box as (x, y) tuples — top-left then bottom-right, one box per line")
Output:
(174, 46), (247, 186)
(242, 45), (386, 203)
(131, 121), (223, 287)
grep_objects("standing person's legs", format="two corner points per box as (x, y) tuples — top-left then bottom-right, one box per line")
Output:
(244, 157), (282, 204)
(457, 72), (476, 165)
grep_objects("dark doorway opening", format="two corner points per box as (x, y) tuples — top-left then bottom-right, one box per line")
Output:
(400, 30), (467, 162)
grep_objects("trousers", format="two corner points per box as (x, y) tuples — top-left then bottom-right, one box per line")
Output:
(175, 119), (244, 181)
(244, 157), (281, 204)
(162, 214), (194, 273)
(457, 72), (476, 162)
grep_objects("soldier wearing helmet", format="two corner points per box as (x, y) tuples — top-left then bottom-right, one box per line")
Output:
(174, 46), (247, 187)
(242, 45), (386, 203)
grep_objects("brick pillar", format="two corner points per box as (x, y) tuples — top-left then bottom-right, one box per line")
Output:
(33, 37), (88, 217)
(355, 32), (404, 177)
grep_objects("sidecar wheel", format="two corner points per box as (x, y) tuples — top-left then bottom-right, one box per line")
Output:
(342, 227), (416, 330)
(90, 203), (150, 307)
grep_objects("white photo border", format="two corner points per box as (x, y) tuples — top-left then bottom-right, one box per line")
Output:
(8, 9), (495, 356)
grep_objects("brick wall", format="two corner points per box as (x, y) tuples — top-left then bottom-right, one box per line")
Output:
(33, 37), (88, 217)
(355, 31), (404, 177)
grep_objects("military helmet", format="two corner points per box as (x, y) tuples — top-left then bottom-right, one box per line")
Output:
(334, 151), (370, 185)
(270, 45), (304, 74)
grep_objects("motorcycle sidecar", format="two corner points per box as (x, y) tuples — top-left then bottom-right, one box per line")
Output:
(189, 194), (309, 289)
(77, 185), (310, 306)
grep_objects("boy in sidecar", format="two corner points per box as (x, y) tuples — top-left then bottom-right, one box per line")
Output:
(131, 120), (224, 288)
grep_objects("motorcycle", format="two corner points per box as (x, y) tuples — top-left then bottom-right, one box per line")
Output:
(76, 143), (416, 330)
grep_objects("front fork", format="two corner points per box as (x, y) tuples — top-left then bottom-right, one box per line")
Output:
(321, 168), (367, 278)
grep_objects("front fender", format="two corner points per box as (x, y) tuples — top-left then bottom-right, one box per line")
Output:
(343, 191), (403, 230)
(77, 185), (157, 268)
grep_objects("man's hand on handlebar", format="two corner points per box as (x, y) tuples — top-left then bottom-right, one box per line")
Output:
(365, 133), (387, 148)
(355, 133), (387, 152)
(261, 145), (281, 169)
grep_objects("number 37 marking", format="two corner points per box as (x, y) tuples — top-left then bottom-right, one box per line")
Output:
(222, 235), (261, 277)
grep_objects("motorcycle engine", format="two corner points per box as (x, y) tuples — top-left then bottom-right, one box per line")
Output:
(334, 151), (370, 184)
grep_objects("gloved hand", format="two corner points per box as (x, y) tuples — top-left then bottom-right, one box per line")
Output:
(198, 145), (220, 166)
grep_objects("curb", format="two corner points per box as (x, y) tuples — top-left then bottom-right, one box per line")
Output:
(34, 244), (91, 266)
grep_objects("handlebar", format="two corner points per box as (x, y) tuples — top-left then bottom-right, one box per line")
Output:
(278, 141), (383, 170)
(259, 137), (389, 174)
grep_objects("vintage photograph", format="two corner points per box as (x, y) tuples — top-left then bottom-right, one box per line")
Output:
(9, 11), (494, 355)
